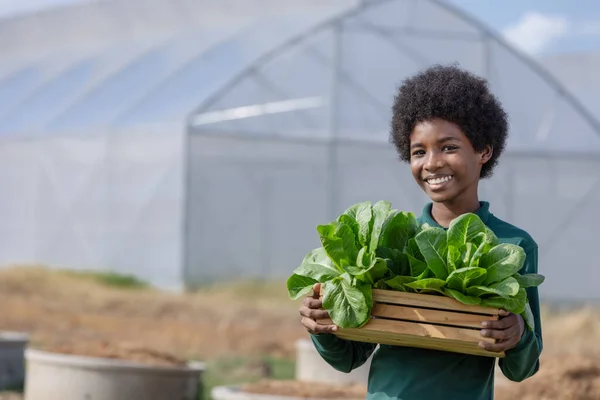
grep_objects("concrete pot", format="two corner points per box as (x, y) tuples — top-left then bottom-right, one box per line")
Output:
(295, 339), (372, 385)
(24, 348), (205, 400)
(0, 332), (29, 391)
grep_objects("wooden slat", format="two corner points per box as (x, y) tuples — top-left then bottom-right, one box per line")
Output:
(333, 327), (505, 358)
(318, 318), (494, 344)
(367, 318), (492, 342)
(314, 289), (502, 358)
(334, 330), (500, 358)
(372, 290), (499, 316)
(371, 304), (497, 329)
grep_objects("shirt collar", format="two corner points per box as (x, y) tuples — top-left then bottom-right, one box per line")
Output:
(419, 201), (491, 229)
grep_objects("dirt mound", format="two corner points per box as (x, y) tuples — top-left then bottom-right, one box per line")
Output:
(495, 355), (600, 400)
(36, 340), (188, 367)
(242, 380), (367, 399)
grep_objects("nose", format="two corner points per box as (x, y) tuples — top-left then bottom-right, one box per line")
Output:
(424, 151), (444, 171)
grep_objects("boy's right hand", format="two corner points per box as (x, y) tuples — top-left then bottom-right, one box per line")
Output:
(299, 283), (338, 334)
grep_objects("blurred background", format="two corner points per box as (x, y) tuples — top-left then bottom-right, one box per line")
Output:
(0, 1), (598, 399)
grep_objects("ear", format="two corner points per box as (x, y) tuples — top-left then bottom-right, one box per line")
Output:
(479, 145), (493, 165)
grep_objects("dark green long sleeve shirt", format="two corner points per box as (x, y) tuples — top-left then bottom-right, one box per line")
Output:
(311, 202), (543, 400)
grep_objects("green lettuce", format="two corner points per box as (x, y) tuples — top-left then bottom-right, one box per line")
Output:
(409, 213), (544, 330)
(287, 201), (419, 328)
(287, 201), (545, 331)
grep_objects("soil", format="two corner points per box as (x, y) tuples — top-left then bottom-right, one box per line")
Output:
(242, 380), (367, 399)
(1, 266), (599, 400)
(241, 354), (600, 400)
(37, 340), (188, 367)
(495, 355), (600, 400)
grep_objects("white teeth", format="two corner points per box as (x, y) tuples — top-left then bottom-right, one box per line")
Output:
(427, 176), (452, 185)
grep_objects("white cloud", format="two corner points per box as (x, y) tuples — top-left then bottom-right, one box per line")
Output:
(502, 12), (568, 55)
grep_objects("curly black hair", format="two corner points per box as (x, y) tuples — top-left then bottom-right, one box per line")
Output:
(390, 64), (508, 179)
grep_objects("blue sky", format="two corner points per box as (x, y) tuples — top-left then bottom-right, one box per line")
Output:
(447, 0), (600, 55)
(0, 0), (598, 56)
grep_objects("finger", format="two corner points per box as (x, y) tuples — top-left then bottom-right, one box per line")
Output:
(498, 309), (511, 317)
(303, 297), (323, 310)
(479, 337), (518, 353)
(481, 325), (521, 342)
(481, 314), (516, 330)
(481, 319), (522, 340)
(301, 317), (338, 334)
(299, 307), (330, 320)
(301, 317), (318, 332)
(480, 323), (521, 350)
(480, 328), (509, 341)
(311, 283), (322, 298)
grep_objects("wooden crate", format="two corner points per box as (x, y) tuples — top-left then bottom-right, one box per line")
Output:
(318, 289), (504, 358)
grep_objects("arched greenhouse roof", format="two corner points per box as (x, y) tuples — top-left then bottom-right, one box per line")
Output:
(0, 0), (598, 153)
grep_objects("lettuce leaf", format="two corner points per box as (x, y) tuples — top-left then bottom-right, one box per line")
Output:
(322, 275), (372, 328)
(481, 243), (526, 285)
(415, 227), (449, 280)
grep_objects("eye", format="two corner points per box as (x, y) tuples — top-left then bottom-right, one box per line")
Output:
(442, 145), (458, 151)
(411, 149), (425, 157)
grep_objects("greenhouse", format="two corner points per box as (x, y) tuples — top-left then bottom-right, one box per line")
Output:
(0, 0), (598, 301)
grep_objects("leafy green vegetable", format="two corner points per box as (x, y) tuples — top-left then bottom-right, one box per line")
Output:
(404, 278), (447, 293)
(447, 214), (487, 248)
(514, 273), (545, 288)
(407, 254), (428, 278)
(406, 238), (424, 260)
(341, 201), (372, 248)
(369, 200), (394, 252)
(380, 211), (419, 251)
(480, 288), (528, 315)
(521, 302), (535, 331)
(377, 247), (410, 277)
(317, 222), (359, 268)
(385, 275), (417, 291)
(287, 201), (545, 332)
(481, 244), (526, 284)
(467, 276), (519, 298)
(322, 275), (372, 328)
(446, 267), (487, 292)
(293, 248), (341, 282)
(415, 227), (448, 280)
(353, 258), (388, 285)
(447, 245), (460, 273)
(490, 276), (520, 297)
(444, 288), (481, 305)
(287, 274), (318, 300)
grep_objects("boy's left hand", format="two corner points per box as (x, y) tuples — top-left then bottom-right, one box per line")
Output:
(479, 309), (525, 352)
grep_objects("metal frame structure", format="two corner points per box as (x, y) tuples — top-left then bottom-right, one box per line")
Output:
(0, 0), (598, 300)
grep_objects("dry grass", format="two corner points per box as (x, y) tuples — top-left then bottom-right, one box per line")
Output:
(540, 306), (600, 357)
(0, 266), (305, 362)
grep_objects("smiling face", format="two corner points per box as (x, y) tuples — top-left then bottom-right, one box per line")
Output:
(409, 118), (492, 206)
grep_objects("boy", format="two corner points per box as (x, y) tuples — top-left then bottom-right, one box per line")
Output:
(298, 65), (543, 400)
